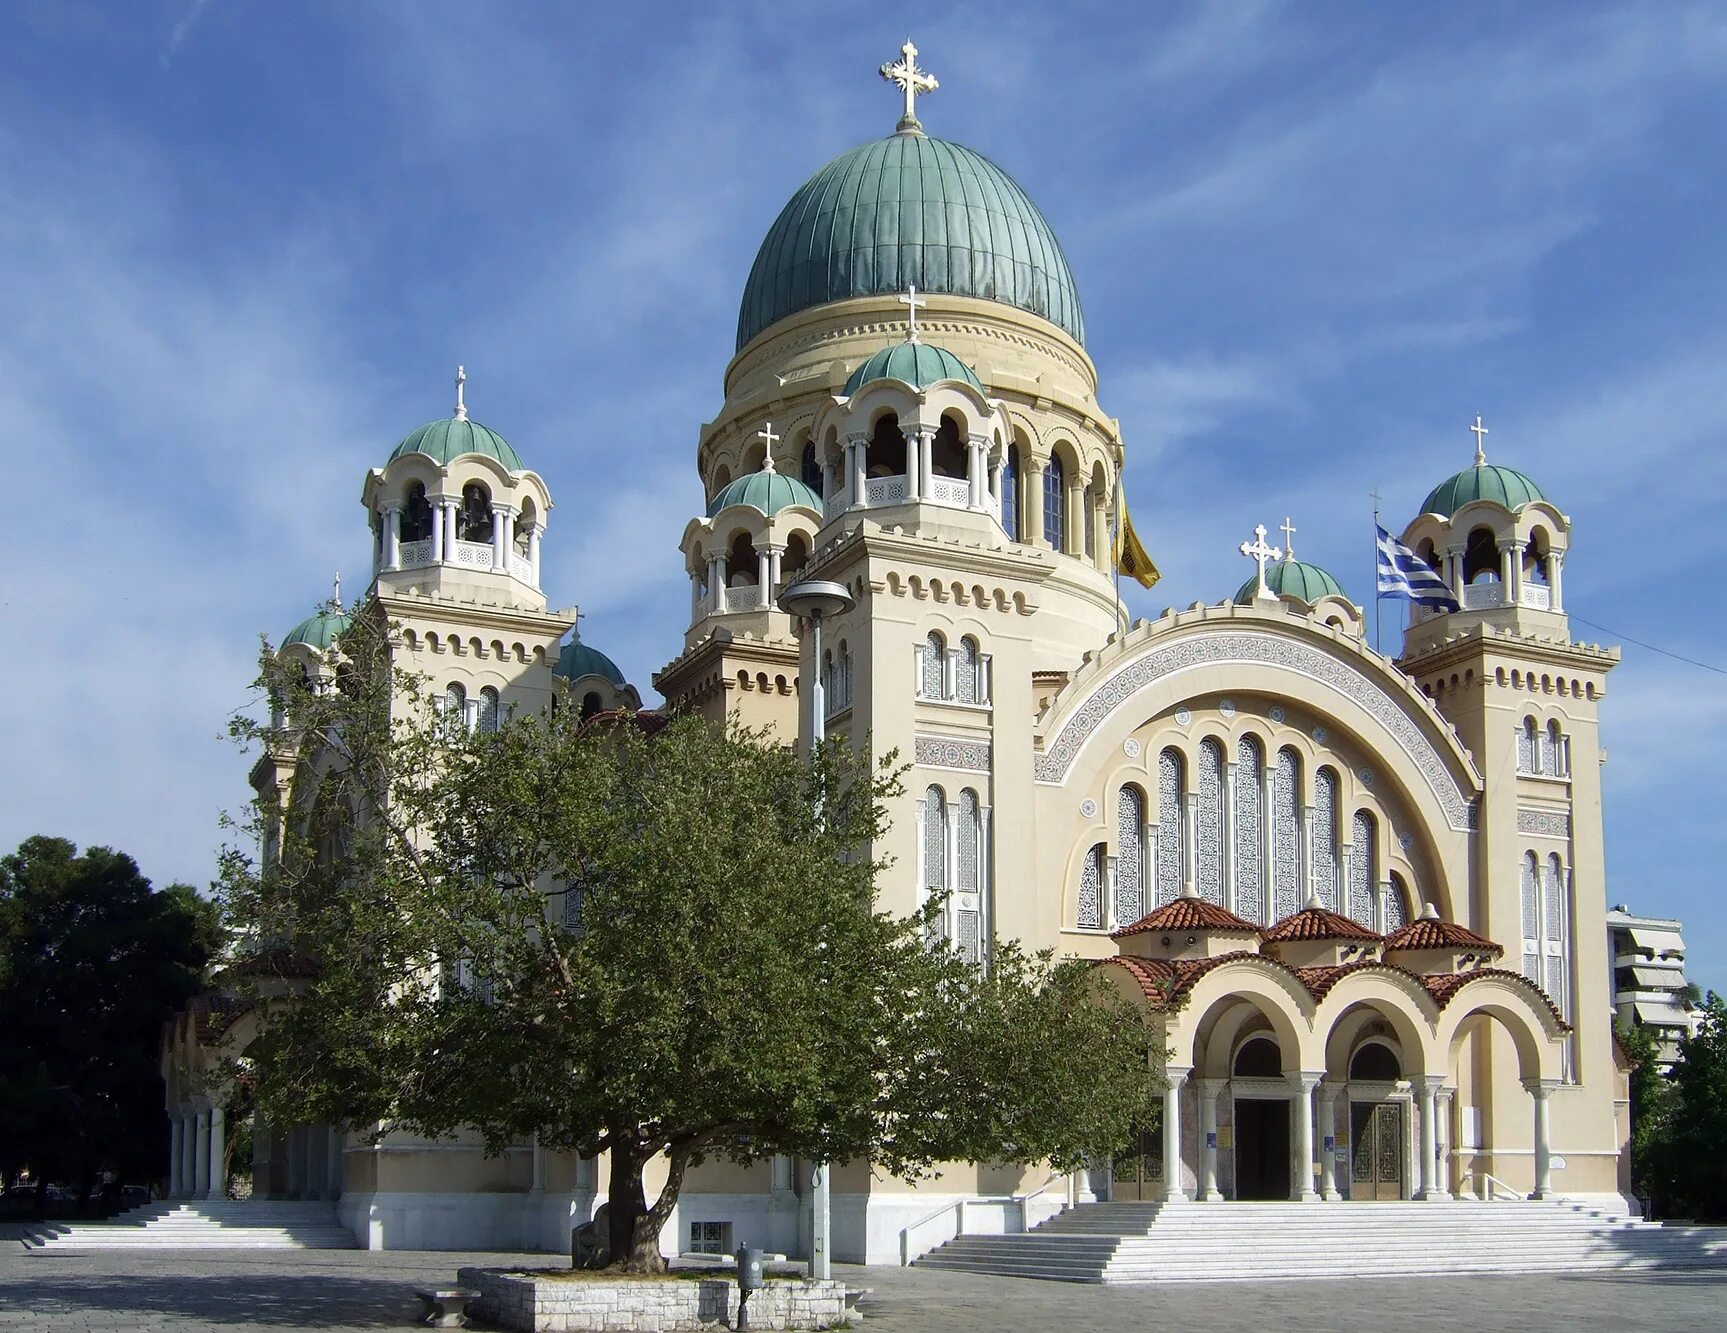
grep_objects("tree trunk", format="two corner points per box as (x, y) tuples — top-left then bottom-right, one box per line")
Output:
(605, 1148), (668, 1274)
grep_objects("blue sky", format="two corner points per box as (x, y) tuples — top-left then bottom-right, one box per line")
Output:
(4, 2), (1724, 989)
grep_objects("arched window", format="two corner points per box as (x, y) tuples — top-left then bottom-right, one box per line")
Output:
(957, 789), (981, 965)
(956, 637), (981, 705)
(1520, 852), (1541, 985)
(1077, 843), (1104, 930)
(840, 642), (853, 711)
(1234, 1038), (1281, 1078)
(1385, 871), (1410, 931)
(1350, 1042), (1401, 1081)
(402, 481), (434, 542)
(1273, 748), (1302, 919)
(1155, 748), (1184, 905)
(783, 533), (810, 581)
(477, 686), (500, 734)
(580, 691), (602, 720)
(1001, 444), (1019, 540)
(866, 412), (902, 477)
(1116, 786), (1146, 925)
(920, 630), (946, 700)
(1348, 809), (1376, 926)
(1463, 526), (1500, 584)
(922, 786), (948, 902)
(1043, 455), (1066, 551)
(459, 483), (493, 543)
(725, 532), (757, 587)
(443, 682), (467, 733)
(1234, 736), (1265, 923)
(932, 415), (966, 478)
(1195, 739), (1225, 905)
(1543, 853), (1569, 1017)
(1542, 721), (1566, 777)
(1518, 717), (1538, 774)
(1313, 767), (1340, 913)
(801, 441), (822, 496)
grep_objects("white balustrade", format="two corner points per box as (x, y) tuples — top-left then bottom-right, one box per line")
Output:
(451, 539), (494, 569)
(1461, 582), (1506, 610)
(398, 538), (435, 568)
(1521, 584), (1552, 610)
(723, 586), (764, 612)
(926, 475), (971, 507)
(864, 475), (910, 506)
(509, 553), (534, 583)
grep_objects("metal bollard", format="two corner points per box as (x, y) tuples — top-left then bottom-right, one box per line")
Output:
(736, 1241), (763, 1331)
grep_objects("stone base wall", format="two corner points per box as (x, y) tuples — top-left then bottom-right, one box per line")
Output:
(457, 1268), (847, 1332)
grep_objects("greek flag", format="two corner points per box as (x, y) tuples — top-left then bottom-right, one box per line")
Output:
(1376, 524), (1459, 610)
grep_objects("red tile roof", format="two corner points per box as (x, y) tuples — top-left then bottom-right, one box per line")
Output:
(1382, 916), (1502, 956)
(1261, 905), (1382, 944)
(1420, 967), (1570, 1030)
(1112, 896), (1260, 938)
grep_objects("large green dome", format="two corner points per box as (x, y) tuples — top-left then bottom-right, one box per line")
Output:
(1419, 464), (1545, 517)
(1236, 559), (1348, 607)
(707, 467), (823, 518)
(737, 133), (1084, 352)
(843, 341), (985, 396)
(389, 417), (523, 471)
(281, 606), (351, 651)
(554, 638), (626, 687)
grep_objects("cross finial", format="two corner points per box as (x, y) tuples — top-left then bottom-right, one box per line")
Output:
(880, 40), (937, 133)
(331, 570), (342, 612)
(1279, 516), (1297, 561)
(1238, 523), (1283, 600)
(899, 284), (927, 342)
(757, 421), (780, 471)
(454, 365), (468, 421)
(1470, 413), (1489, 466)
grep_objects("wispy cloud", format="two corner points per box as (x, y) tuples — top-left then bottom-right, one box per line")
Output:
(161, 0), (215, 65)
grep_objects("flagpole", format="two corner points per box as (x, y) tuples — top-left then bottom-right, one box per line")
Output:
(1371, 488), (1382, 658)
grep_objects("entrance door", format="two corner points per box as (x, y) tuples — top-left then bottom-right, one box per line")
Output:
(1234, 1099), (1290, 1201)
(1350, 1102), (1404, 1200)
(1109, 1122), (1163, 1202)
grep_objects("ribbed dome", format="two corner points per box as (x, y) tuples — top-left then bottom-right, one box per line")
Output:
(843, 341), (985, 396)
(553, 638), (626, 687)
(707, 467), (823, 518)
(1236, 559), (1348, 607)
(389, 418), (523, 471)
(1419, 464), (1545, 517)
(737, 133), (1084, 352)
(281, 607), (350, 651)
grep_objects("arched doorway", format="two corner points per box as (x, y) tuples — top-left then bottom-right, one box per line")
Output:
(1347, 1040), (1406, 1200)
(1232, 1036), (1291, 1200)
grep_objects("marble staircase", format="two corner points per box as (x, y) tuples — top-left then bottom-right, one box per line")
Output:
(22, 1200), (357, 1250)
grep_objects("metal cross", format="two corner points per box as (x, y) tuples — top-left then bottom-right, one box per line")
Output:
(880, 40), (937, 129)
(1280, 516), (1297, 561)
(1471, 413), (1489, 465)
(454, 365), (468, 421)
(899, 285), (927, 342)
(1239, 524), (1283, 599)
(331, 570), (342, 611)
(757, 421), (780, 470)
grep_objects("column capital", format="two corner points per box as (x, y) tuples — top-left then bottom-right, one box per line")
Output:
(1521, 1077), (1561, 1098)
(1417, 1074), (1448, 1095)
(1291, 1071), (1324, 1093)
(1164, 1064), (1193, 1087)
(1196, 1076), (1228, 1096)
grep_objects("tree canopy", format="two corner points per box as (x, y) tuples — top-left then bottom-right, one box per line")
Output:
(0, 836), (217, 1200)
(223, 617), (1163, 1269)
(1631, 994), (1727, 1219)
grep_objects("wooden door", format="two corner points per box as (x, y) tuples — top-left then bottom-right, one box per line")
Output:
(1350, 1102), (1404, 1200)
(1110, 1122), (1162, 1202)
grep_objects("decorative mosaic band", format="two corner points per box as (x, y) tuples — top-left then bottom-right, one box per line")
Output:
(1517, 808), (1571, 839)
(915, 733), (993, 773)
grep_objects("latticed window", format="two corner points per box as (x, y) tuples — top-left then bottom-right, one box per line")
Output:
(956, 638), (980, 704)
(1543, 853), (1569, 1016)
(1001, 446), (1019, 540)
(1273, 748), (1301, 919)
(1077, 843), (1104, 930)
(563, 882), (587, 936)
(1520, 852), (1541, 984)
(443, 682), (468, 736)
(1116, 786), (1146, 925)
(1043, 457), (1065, 551)
(1348, 810), (1376, 926)
(1234, 736), (1265, 923)
(1312, 767), (1339, 913)
(1196, 739), (1224, 905)
(1385, 872), (1410, 931)
(841, 646), (853, 710)
(1518, 717), (1537, 774)
(477, 686), (500, 734)
(920, 631), (946, 700)
(922, 786), (947, 895)
(1155, 748), (1184, 905)
(1543, 721), (1566, 777)
(957, 790), (981, 965)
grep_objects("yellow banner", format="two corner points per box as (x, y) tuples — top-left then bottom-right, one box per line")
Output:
(1114, 492), (1161, 590)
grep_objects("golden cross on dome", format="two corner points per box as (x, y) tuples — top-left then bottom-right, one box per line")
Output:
(880, 40), (937, 131)
(1238, 523), (1282, 600)
(1471, 413), (1489, 466)
(899, 285), (926, 342)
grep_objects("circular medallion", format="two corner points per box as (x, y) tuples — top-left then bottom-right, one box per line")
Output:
(1080, 798), (1098, 819)
(1359, 766), (1375, 788)
(1312, 726), (1329, 744)
(1123, 738), (1142, 759)
(1219, 698), (1237, 718)
(1174, 707), (1192, 727)
(1269, 705), (1287, 724)
(1399, 832), (1413, 851)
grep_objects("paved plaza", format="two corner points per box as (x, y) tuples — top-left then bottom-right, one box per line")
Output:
(4, 1232), (1727, 1332)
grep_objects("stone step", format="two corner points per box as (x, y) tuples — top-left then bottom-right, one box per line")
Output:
(22, 1201), (356, 1251)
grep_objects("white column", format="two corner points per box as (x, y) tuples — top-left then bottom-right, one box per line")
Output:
(492, 504), (516, 571)
(528, 523), (543, 586)
(1025, 463), (1046, 545)
(206, 1105), (226, 1200)
(1299, 804), (1314, 904)
(904, 430), (921, 500)
(1291, 1074), (1321, 1202)
(193, 1107), (211, 1198)
(1222, 759), (1237, 914)
(989, 455), (1004, 517)
(1319, 1082), (1344, 1201)
(1436, 1088), (1455, 1196)
(1500, 540), (1518, 603)
(1415, 1077), (1446, 1199)
(1162, 1066), (1191, 1201)
(767, 545), (783, 594)
(1183, 792), (1199, 898)
(848, 434), (867, 506)
(1445, 547), (1464, 597)
(168, 1108), (185, 1198)
(755, 545), (771, 596)
(382, 504), (401, 571)
(1525, 1079), (1557, 1198)
(967, 438), (984, 508)
(1197, 1079), (1224, 1201)
(918, 428), (935, 498)
(431, 499), (447, 562)
(443, 499), (459, 558)
(707, 555), (723, 607)
(1548, 551), (1564, 611)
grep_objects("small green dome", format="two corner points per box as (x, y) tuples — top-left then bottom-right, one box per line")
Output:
(843, 341), (985, 396)
(553, 638), (626, 688)
(389, 417), (523, 471)
(1236, 559), (1348, 607)
(707, 467), (823, 518)
(281, 607), (351, 651)
(1419, 464), (1545, 517)
(737, 133), (1084, 352)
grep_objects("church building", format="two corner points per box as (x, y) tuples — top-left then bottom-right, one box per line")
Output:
(163, 44), (1631, 1263)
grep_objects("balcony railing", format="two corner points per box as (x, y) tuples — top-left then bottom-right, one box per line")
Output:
(927, 476), (971, 507)
(1460, 582), (1506, 610)
(392, 538), (534, 584)
(864, 475), (909, 506)
(400, 538), (435, 567)
(723, 586), (764, 612)
(1522, 584), (1552, 610)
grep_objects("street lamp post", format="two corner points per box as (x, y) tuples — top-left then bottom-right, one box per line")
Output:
(776, 577), (855, 1281)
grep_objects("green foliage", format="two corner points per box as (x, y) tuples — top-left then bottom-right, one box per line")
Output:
(221, 614), (1162, 1268)
(0, 836), (217, 1194)
(1638, 993), (1727, 1219)
(1615, 1017), (1671, 1198)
